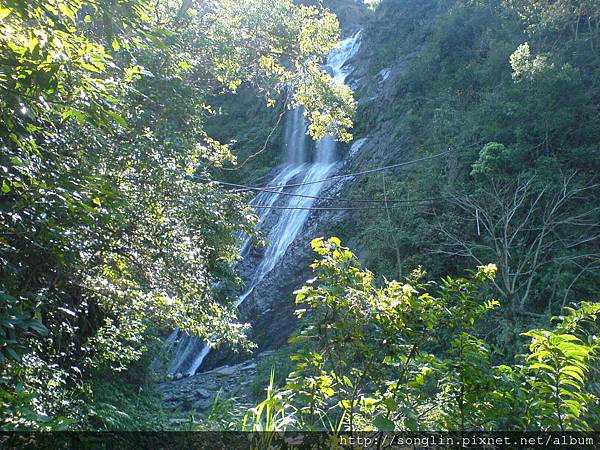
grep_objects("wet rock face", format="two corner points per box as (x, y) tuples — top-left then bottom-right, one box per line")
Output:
(159, 351), (273, 422)
(201, 168), (354, 371)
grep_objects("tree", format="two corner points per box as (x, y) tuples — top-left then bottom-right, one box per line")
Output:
(0, 0), (354, 428)
(522, 302), (600, 431)
(438, 171), (600, 318)
(286, 237), (500, 432)
(506, 0), (600, 44)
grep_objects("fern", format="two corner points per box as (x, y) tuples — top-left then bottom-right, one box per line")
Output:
(522, 303), (599, 430)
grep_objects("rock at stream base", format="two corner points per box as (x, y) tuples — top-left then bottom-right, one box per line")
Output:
(157, 351), (274, 423)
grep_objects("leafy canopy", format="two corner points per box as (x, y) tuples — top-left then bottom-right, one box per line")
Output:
(0, 0), (354, 429)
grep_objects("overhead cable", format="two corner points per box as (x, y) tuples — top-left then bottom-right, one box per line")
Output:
(231, 149), (453, 192)
(249, 198), (458, 211)
(209, 178), (456, 204)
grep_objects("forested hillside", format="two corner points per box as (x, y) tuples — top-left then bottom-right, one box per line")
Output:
(1, 0), (599, 437)
(342, 0), (600, 355)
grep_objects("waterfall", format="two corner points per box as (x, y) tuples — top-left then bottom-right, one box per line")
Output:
(168, 30), (362, 377)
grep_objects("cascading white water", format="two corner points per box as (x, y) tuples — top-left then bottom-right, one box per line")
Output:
(169, 30), (362, 377)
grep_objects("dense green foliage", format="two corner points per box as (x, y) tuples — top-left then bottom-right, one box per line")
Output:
(1, 0), (599, 433)
(248, 238), (599, 432)
(0, 0), (354, 429)
(347, 0), (599, 341)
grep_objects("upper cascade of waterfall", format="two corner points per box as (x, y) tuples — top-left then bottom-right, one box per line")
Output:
(168, 29), (362, 377)
(326, 29), (362, 83)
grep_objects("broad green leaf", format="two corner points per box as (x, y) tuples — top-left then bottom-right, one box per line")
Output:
(373, 416), (395, 431)
(106, 111), (128, 127)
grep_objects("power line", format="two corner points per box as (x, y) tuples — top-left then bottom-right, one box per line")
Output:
(196, 140), (481, 194)
(208, 178), (456, 204)
(232, 149), (454, 192)
(232, 139), (483, 192)
(249, 199), (456, 211)
(194, 141), (480, 208)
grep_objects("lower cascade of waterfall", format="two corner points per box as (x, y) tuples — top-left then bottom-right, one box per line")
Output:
(168, 30), (362, 377)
